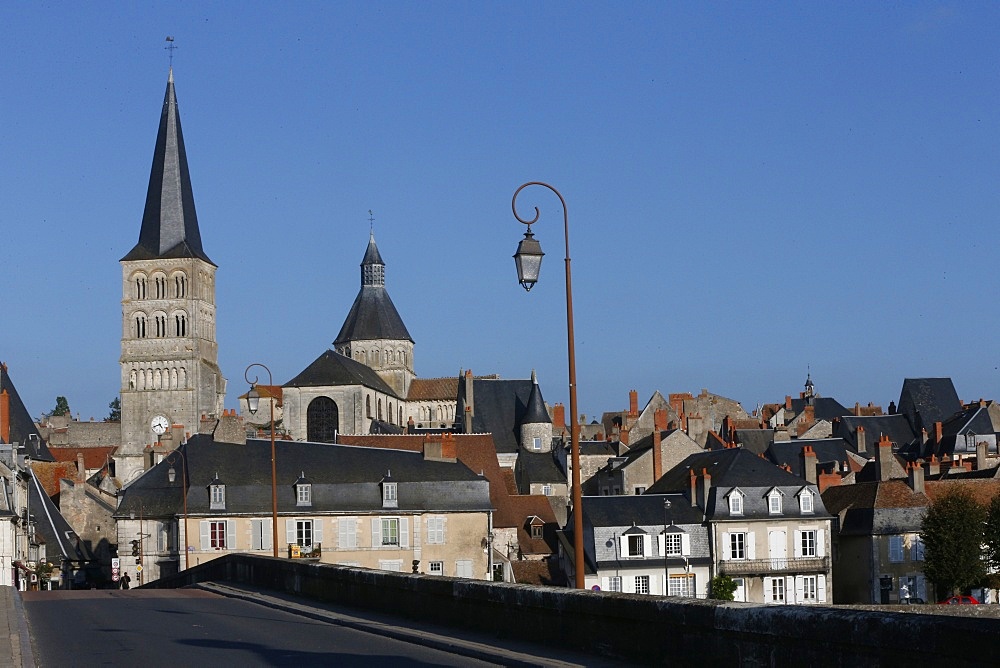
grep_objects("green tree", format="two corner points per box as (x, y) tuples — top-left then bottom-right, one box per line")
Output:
(709, 574), (738, 601)
(50, 396), (70, 417)
(921, 487), (987, 598)
(984, 494), (1000, 572)
(105, 397), (121, 422)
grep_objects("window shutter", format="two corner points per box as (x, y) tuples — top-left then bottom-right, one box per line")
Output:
(794, 576), (804, 602)
(226, 521), (236, 550)
(286, 519), (296, 546)
(623, 575), (635, 594)
(251, 520), (262, 550)
(200, 520), (210, 550)
(721, 532), (730, 560)
(313, 519), (323, 546)
(400, 518), (410, 548)
(681, 533), (691, 557)
(618, 536), (629, 558)
(817, 529), (826, 557)
(372, 518), (381, 546)
(263, 519), (273, 550)
(793, 531), (802, 558)
(747, 532), (756, 560)
(763, 576), (771, 601)
(786, 577), (795, 604)
(642, 534), (652, 557)
(658, 533), (665, 556)
(648, 574), (658, 595)
(818, 574), (827, 602)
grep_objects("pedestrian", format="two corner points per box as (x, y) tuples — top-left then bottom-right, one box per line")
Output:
(121, 572), (131, 590)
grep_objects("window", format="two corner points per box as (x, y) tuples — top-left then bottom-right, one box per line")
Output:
(799, 490), (814, 514)
(426, 517), (445, 544)
(663, 533), (683, 556)
(306, 396), (339, 443)
(135, 314), (147, 338)
(911, 536), (925, 561)
(296, 484), (312, 506)
(532, 437), (542, 451)
(381, 518), (399, 546)
(768, 489), (783, 515)
(635, 575), (650, 595)
(174, 313), (186, 336)
(210, 484), (225, 510)
(295, 520), (314, 547)
(634, 486), (646, 495)
(378, 560), (403, 572)
(456, 560), (473, 578)
(429, 561), (444, 575)
(531, 524), (543, 540)
(730, 532), (746, 560)
(627, 535), (644, 557)
(729, 491), (744, 515)
(668, 574), (695, 597)
(135, 276), (147, 299)
(889, 535), (904, 563)
(768, 577), (785, 603)
(800, 530), (817, 557)
(609, 576), (622, 592)
(542, 484), (552, 496)
(366, 395), (372, 418)
(209, 521), (227, 549)
(174, 273), (186, 298)
(154, 275), (167, 299)
(799, 575), (818, 603)
(338, 518), (357, 549)
(251, 519), (272, 551)
(492, 564), (504, 582)
(383, 482), (398, 509)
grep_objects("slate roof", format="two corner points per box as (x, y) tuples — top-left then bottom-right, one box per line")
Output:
(898, 378), (962, 436)
(0, 363), (53, 461)
(932, 406), (997, 458)
(766, 438), (853, 479)
(833, 414), (917, 453)
(115, 435), (491, 519)
(733, 429), (773, 455)
(648, 447), (808, 493)
(333, 234), (413, 345)
(284, 349), (397, 396)
(515, 451), (565, 492)
(28, 469), (90, 562)
(121, 69), (213, 265)
(457, 377), (537, 454)
(581, 493), (704, 527)
(789, 397), (851, 422)
(522, 373), (550, 425)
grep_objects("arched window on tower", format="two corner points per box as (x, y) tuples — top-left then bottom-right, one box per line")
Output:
(134, 275), (147, 300)
(306, 397), (339, 443)
(135, 314), (147, 339)
(174, 312), (187, 337)
(153, 314), (167, 337)
(154, 274), (167, 299)
(173, 272), (187, 298)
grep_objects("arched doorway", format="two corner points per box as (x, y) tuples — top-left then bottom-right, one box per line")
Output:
(307, 396), (339, 443)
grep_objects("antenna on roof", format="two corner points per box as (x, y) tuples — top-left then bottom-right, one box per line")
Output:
(165, 36), (177, 68)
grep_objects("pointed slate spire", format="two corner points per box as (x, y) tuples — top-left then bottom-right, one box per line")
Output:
(122, 68), (213, 264)
(361, 231), (385, 286)
(335, 232), (412, 344)
(523, 369), (551, 425)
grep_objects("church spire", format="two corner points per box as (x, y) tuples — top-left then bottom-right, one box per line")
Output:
(122, 69), (213, 264)
(361, 231), (385, 287)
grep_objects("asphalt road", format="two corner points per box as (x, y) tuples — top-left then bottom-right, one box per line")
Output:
(23, 588), (500, 667)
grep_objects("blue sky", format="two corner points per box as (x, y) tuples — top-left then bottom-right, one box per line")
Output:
(2, 3), (999, 424)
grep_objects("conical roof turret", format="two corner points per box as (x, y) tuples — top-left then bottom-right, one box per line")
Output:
(523, 369), (551, 424)
(122, 68), (213, 264)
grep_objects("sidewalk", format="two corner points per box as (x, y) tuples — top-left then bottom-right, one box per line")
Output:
(194, 581), (627, 667)
(0, 586), (33, 668)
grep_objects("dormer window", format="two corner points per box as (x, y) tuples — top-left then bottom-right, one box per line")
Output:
(728, 490), (744, 516)
(295, 472), (312, 506)
(768, 489), (783, 515)
(799, 489), (814, 514)
(209, 475), (225, 510)
(381, 472), (398, 509)
(619, 526), (651, 558)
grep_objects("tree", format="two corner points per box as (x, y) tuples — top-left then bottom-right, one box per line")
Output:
(105, 397), (121, 422)
(49, 396), (70, 417)
(921, 487), (987, 598)
(984, 494), (1000, 572)
(709, 574), (738, 601)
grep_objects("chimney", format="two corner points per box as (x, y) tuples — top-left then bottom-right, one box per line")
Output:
(801, 446), (818, 484)
(652, 426), (663, 482)
(407, 415), (415, 434)
(654, 408), (668, 431)
(797, 405), (815, 437)
(76, 452), (86, 482)
(855, 426), (866, 454)
(854, 402), (861, 416)
(976, 439), (988, 471)
(818, 468), (841, 494)
(552, 403), (566, 430)
(876, 434), (893, 482)
(689, 469), (698, 507)
(464, 370), (474, 425)
(785, 395), (792, 410)
(925, 454), (940, 477)
(628, 390), (638, 417)
(907, 462), (925, 494)
(934, 421), (943, 446)
(0, 390), (8, 443)
(980, 398), (987, 408)
(699, 468), (712, 508)
(464, 405), (473, 433)
(680, 413), (688, 433)
(620, 425), (630, 447)
(441, 432), (457, 460)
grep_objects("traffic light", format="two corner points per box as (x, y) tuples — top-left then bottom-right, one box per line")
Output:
(131, 540), (140, 556)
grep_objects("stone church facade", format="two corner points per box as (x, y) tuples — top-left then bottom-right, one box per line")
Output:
(116, 69), (226, 483)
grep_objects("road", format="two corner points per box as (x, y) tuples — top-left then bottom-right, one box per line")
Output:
(23, 588), (499, 667)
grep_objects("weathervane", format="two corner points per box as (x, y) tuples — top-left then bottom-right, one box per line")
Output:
(368, 209), (375, 233)
(165, 36), (177, 67)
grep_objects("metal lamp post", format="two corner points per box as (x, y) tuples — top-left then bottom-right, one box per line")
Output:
(164, 449), (189, 571)
(246, 363), (280, 558)
(511, 181), (585, 589)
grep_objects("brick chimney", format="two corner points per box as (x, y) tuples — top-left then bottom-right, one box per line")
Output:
(0, 390), (8, 443)
(876, 434), (893, 482)
(818, 468), (841, 493)
(441, 432), (457, 459)
(620, 425), (630, 447)
(628, 390), (638, 417)
(785, 395), (793, 410)
(797, 405), (815, 437)
(552, 403), (566, 431)
(855, 426), (866, 454)
(698, 468), (712, 508)
(976, 439), (988, 471)
(925, 454), (940, 477)
(689, 469), (698, 507)
(801, 445), (818, 484)
(652, 426), (663, 482)
(934, 421), (943, 447)
(907, 462), (925, 494)
(464, 405), (473, 433)
(76, 452), (86, 482)
(654, 408), (668, 431)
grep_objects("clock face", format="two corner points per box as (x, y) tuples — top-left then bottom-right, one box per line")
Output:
(151, 415), (170, 435)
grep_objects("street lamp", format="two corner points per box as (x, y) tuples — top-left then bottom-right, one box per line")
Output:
(511, 181), (585, 589)
(246, 363), (279, 558)
(164, 449), (189, 571)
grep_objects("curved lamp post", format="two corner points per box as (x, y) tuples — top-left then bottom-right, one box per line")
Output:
(164, 449), (189, 571)
(245, 363), (279, 558)
(511, 181), (585, 589)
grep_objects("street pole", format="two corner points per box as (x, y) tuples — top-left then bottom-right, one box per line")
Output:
(246, 364), (280, 558)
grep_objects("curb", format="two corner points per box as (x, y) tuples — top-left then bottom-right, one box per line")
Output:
(10, 589), (35, 668)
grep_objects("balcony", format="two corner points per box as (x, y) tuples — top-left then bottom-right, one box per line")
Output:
(718, 556), (829, 576)
(288, 543), (322, 560)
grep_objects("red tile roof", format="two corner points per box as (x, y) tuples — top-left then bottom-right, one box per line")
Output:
(405, 378), (459, 401)
(47, 446), (117, 469)
(31, 461), (80, 498)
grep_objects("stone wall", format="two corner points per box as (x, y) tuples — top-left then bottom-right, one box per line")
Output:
(149, 553), (1000, 666)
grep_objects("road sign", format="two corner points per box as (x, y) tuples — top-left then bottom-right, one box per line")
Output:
(111, 557), (121, 581)
(135, 565), (143, 573)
